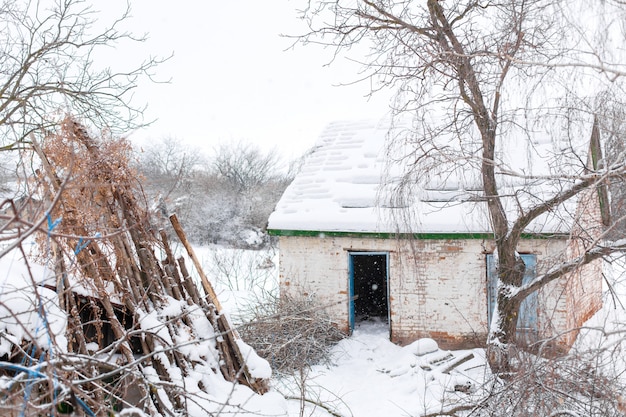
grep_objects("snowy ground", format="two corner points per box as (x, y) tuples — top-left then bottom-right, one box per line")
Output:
(198, 246), (626, 417)
(1, 242), (625, 416)
(273, 322), (488, 417)
(195, 246), (488, 416)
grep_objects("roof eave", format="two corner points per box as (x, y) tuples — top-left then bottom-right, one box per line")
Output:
(267, 229), (570, 240)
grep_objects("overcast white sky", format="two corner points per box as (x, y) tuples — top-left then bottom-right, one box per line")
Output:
(108, 1), (392, 161)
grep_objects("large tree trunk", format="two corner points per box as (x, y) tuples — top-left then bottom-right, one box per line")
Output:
(428, 0), (524, 373)
(486, 254), (527, 374)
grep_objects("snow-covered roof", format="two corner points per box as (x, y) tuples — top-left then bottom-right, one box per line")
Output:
(268, 119), (584, 236)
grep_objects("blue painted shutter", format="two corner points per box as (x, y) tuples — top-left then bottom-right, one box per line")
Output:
(486, 254), (538, 339)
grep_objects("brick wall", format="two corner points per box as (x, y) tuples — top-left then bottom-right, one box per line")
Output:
(278, 234), (587, 349)
(562, 186), (604, 346)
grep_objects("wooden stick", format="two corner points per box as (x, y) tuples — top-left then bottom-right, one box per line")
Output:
(439, 353), (475, 374)
(169, 213), (269, 394)
(169, 213), (223, 312)
(178, 257), (201, 305)
(159, 230), (184, 300)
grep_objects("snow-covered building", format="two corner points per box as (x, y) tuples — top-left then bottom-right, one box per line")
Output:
(267, 119), (604, 350)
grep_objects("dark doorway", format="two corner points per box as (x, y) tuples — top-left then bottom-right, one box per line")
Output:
(349, 252), (389, 330)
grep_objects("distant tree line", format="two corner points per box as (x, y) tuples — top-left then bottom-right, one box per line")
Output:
(136, 138), (294, 248)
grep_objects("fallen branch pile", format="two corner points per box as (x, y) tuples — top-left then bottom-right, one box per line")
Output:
(239, 295), (345, 375)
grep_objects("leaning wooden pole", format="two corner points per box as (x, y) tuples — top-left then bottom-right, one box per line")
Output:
(169, 213), (224, 312)
(169, 213), (269, 394)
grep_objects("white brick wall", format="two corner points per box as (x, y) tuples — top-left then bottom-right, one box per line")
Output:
(278, 234), (598, 349)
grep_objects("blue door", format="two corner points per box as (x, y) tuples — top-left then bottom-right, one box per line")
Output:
(486, 254), (538, 342)
(348, 252), (389, 332)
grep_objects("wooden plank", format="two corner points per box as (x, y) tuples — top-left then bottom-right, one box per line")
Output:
(440, 352), (475, 374)
(159, 229), (184, 300)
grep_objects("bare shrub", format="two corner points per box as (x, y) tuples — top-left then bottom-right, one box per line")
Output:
(137, 136), (204, 200)
(464, 349), (626, 417)
(238, 295), (345, 376)
(205, 247), (277, 293)
(139, 140), (292, 248)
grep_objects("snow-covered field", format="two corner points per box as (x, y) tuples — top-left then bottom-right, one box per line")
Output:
(194, 244), (280, 323)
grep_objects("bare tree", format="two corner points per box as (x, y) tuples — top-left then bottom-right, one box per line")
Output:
(138, 136), (204, 199)
(0, 0), (163, 153)
(298, 0), (626, 372)
(212, 140), (283, 193)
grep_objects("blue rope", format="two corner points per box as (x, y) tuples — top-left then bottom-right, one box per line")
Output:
(75, 397), (97, 417)
(2, 363), (95, 416)
(18, 336), (39, 415)
(18, 352), (44, 417)
(0, 362), (46, 378)
(46, 214), (61, 238)
(74, 237), (90, 255)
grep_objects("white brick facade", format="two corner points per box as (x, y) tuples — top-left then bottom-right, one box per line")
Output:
(269, 119), (605, 351)
(278, 234), (601, 349)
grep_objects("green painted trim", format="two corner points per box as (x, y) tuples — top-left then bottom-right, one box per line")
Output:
(267, 229), (569, 240)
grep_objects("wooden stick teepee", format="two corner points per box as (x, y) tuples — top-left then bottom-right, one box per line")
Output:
(29, 117), (268, 415)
